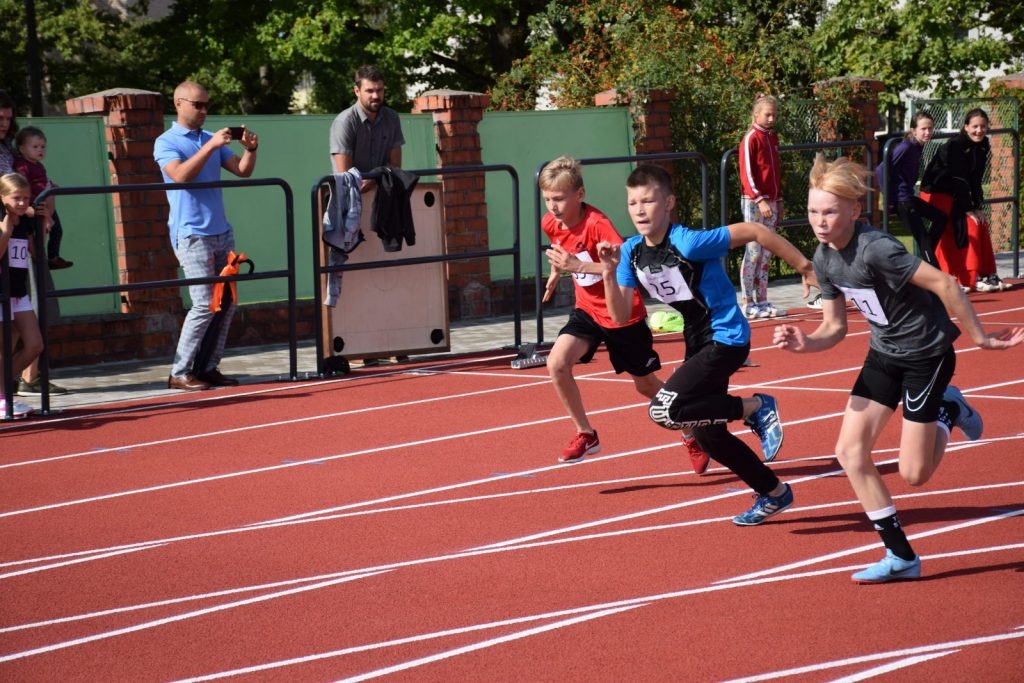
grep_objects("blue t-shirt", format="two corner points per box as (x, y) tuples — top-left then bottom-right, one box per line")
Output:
(617, 224), (749, 350)
(153, 122), (234, 244)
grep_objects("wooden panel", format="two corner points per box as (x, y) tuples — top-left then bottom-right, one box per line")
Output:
(323, 182), (449, 360)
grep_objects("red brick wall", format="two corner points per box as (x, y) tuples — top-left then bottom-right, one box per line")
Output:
(413, 90), (494, 318)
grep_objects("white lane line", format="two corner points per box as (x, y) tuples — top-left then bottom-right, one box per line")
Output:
(0, 545), (165, 580)
(0, 404), (657, 520)
(721, 629), (1024, 683)
(5, 484), (1020, 636)
(0, 570), (390, 664)
(824, 651), (958, 683)
(170, 605), (647, 682)
(0, 567), (390, 635)
(332, 605), (645, 683)
(0, 373), (554, 471)
(158, 544), (1024, 683)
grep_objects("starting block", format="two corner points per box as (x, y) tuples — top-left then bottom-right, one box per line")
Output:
(510, 343), (547, 369)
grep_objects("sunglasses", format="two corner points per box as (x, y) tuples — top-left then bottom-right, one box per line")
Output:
(178, 98), (210, 111)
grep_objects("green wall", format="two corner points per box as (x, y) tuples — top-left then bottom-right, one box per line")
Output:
(28, 107), (634, 316)
(20, 116), (117, 316)
(480, 108), (636, 281)
(29, 112), (435, 314)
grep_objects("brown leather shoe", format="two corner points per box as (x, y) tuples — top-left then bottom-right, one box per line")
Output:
(167, 374), (211, 391)
(195, 369), (240, 387)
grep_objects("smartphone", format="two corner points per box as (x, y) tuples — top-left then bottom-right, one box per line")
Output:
(228, 126), (245, 140)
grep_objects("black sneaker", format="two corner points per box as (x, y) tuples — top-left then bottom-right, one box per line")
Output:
(17, 378), (69, 395)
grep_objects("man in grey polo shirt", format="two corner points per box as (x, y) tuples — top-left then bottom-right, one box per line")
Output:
(329, 65), (405, 193)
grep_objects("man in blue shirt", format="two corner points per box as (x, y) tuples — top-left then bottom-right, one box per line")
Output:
(153, 81), (259, 391)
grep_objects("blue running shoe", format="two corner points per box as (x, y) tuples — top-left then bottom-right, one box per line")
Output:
(943, 385), (983, 440)
(852, 549), (921, 584)
(732, 483), (793, 526)
(744, 393), (783, 462)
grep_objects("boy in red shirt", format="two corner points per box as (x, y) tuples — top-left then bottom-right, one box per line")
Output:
(541, 157), (709, 472)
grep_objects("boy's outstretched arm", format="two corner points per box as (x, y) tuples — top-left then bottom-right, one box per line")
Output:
(912, 261), (1024, 350)
(728, 221), (818, 296)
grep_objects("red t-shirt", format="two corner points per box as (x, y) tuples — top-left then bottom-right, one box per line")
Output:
(542, 203), (646, 328)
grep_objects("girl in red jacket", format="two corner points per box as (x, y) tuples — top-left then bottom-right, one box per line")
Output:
(738, 95), (786, 318)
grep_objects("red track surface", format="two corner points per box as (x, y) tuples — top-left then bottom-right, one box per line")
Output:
(3, 288), (1024, 682)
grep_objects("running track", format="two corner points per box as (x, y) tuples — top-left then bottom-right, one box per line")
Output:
(2, 288), (1023, 682)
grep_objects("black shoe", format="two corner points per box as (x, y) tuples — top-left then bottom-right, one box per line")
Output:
(195, 369), (240, 387)
(48, 257), (74, 269)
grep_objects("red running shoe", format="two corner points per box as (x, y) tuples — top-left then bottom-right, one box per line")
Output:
(683, 434), (710, 475)
(558, 430), (600, 463)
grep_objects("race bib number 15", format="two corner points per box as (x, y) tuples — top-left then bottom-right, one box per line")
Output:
(638, 267), (693, 304)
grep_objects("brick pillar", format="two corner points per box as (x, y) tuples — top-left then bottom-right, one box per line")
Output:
(595, 87), (678, 207)
(65, 88), (181, 317)
(986, 74), (1023, 249)
(595, 88), (675, 156)
(48, 88), (181, 365)
(412, 90), (492, 317)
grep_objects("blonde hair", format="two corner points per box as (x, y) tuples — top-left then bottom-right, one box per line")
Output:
(538, 156), (584, 192)
(0, 172), (30, 197)
(752, 94), (779, 121)
(808, 154), (870, 201)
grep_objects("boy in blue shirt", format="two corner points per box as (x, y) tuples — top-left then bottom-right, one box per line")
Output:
(598, 164), (816, 525)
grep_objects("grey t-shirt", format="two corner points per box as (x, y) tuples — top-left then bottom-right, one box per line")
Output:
(814, 223), (960, 358)
(328, 103), (405, 172)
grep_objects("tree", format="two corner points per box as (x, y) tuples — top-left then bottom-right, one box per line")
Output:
(1, 0), (159, 113)
(810, 0), (1018, 103)
(264, 0), (550, 113)
(2, 0), (556, 115)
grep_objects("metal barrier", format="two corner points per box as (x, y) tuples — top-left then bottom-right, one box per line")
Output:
(531, 151), (711, 346)
(1, 177), (298, 419)
(878, 128), (1020, 276)
(310, 164), (522, 377)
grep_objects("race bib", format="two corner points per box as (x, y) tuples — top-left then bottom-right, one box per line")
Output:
(637, 266), (694, 304)
(571, 250), (602, 287)
(836, 285), (889, 325)
(6, 238), (29, 269)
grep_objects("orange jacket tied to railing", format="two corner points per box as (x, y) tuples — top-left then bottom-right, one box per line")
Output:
(211, 250), (254, 313)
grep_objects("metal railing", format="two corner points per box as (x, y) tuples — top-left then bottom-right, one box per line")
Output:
(1, 177), (297, 419)
(720, 140), (875, 228)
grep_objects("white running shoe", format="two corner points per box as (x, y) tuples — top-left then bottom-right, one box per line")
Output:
(0, 398), (34, 419)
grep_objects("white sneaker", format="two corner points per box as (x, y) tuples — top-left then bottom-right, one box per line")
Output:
(806, 294), (822, 310)
(975, 276), (998, 293)
(760, 303), (787, 318)
(986, 274), (1010, 291)
(0, 398), (34, 418)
